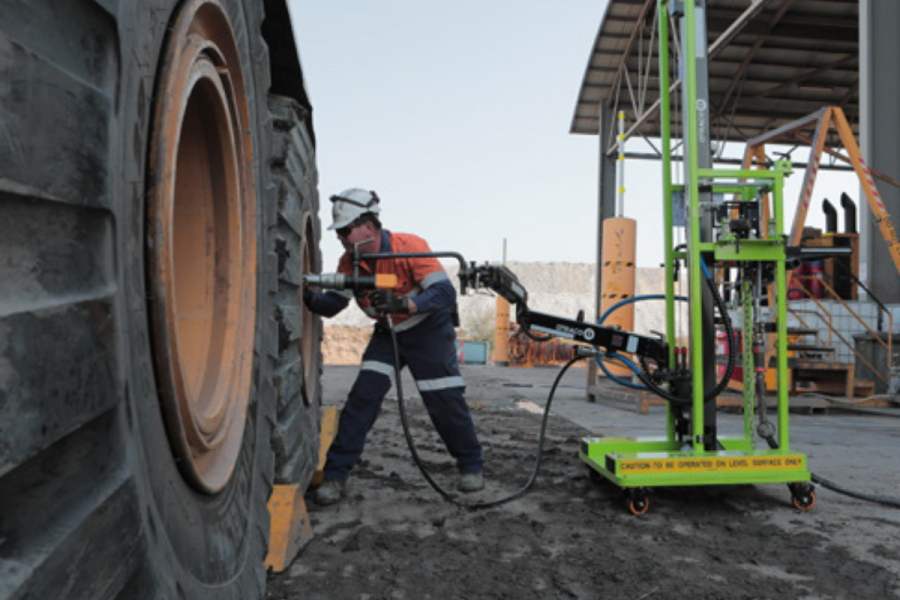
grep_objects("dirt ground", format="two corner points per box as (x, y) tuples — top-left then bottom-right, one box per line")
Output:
(268, 364), (900, 600)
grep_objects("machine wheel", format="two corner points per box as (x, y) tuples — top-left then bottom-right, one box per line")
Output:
(0, 1), (319, 598)
(626, 489), (651, 516)
(790, 483), (817, 511)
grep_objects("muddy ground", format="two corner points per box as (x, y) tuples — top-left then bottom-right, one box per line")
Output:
(268, 365), (900, 600)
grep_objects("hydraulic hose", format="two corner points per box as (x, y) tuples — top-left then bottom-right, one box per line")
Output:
(386, 315), (584, 510)
(597, 294), (683, 325)
(522, 328), (554, 343)
(594, 294), (687, 392)
(596, 352), (649, 391)
(698, 259), (738, 399)
(759, 434), (900, 508)
(516, 304), (553, 342)
(596, 267), (738, 405)
(810, 473), (900, 509)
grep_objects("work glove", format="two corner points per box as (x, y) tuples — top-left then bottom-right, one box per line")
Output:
(303, 286), (315, 308)
(369, 289), (408, 314)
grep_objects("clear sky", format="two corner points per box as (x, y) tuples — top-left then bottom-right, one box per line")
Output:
(287, 1), (853, 272)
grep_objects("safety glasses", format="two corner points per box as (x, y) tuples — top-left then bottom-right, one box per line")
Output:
(336, 217), (363, 239)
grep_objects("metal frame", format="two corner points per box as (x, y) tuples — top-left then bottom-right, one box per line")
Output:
(580, 0), (812, 508)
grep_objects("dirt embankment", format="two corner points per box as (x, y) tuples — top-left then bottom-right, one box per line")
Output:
(322, 326), (371, 365)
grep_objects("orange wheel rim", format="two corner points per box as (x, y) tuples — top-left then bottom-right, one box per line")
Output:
(629, 498), (649, 516)
(147, 0), (256, 494)
(793, 492), (816, 511)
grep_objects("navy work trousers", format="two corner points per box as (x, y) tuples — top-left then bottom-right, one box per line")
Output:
(323, 312), (484, 483)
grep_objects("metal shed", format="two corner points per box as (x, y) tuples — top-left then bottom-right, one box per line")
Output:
(573, 0), (898, 302)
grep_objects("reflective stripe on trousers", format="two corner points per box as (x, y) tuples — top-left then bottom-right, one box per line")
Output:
(323, 312), (483, 482)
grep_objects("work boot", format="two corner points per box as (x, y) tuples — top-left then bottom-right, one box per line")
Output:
(314, 479), (345, 506)
(457, 471), (484, 493)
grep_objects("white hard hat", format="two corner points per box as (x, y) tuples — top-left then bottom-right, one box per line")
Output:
(329, 188), (381, 230)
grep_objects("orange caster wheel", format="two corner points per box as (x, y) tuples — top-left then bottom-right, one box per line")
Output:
(789, 483), (816, 511)
(626, 489), (650, 515)
(792, 490), (816, 511)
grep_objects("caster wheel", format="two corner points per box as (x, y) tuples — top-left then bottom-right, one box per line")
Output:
(626, 489), (650, 516)
(792, 490), (816, 511)
(789, 483), (816, 511)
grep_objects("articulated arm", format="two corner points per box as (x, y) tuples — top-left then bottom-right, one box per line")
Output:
(461, 264), (668, 365)
(517, 310), (668, 364)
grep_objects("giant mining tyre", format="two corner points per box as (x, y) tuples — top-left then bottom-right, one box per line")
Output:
(0, 1), (321, 598)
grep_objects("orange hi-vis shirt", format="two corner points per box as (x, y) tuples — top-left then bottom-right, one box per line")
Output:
(337, 230), (454, 331)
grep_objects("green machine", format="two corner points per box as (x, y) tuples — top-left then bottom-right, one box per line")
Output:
(578, 0), (818, 514)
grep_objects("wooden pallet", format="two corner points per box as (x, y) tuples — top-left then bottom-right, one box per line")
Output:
(791, 359), (855, 398)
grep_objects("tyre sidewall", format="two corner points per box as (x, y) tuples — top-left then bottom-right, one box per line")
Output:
(115, 0), (273, 595)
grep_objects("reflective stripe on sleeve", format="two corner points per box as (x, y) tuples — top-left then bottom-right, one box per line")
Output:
(421, 270), (449, 289)
(416, 375), (466, 391)
(334, 289), (354, 299)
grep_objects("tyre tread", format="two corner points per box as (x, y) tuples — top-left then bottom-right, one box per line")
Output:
(267, 94), (323, 487)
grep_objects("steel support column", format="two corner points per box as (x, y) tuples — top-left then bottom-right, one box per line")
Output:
(595, 104), (619, 318)
(588, 105), (620, 398)
(860, 0), (900, 301)
(679, 0), (718, 449)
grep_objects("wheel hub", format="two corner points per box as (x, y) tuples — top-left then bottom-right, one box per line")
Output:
(147, 0), (257, 494)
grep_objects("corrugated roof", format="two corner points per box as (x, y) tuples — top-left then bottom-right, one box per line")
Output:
(571, 0), (859, 151)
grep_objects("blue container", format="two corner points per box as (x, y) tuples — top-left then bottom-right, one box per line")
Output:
(456, 340), (490, 365)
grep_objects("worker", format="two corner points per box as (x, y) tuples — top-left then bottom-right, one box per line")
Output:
(304, 188), (485, 506)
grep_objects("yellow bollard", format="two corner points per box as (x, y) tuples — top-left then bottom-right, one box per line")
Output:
(492, 296), (511, 366)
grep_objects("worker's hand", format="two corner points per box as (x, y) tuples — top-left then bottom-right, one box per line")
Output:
(369, 289), (408, 314)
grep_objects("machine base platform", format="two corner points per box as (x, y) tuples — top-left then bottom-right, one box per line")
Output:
(580, 435), (811, 488)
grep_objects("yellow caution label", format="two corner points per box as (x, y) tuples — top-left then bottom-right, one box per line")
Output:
(618, 455), (805, 474)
